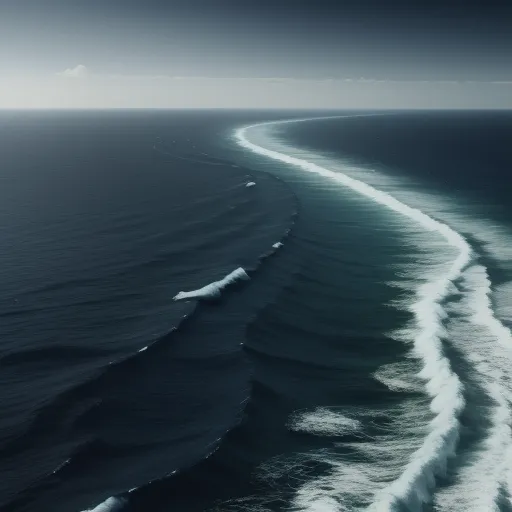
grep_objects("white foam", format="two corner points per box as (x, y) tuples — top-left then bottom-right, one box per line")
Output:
(246, 181), (256, 187)
(272, 242), (283, 249)
(434, 264), (512, 511)
(173, 267), (249, 301)
(82, 497), (126, 512)
(236, 117), (468, 511)
(374, 361), (424, 393)
(290, 408), (362, 437)
(494, 281), (512, 327)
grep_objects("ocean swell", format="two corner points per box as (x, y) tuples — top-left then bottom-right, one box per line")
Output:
(70, 232), (291, 512)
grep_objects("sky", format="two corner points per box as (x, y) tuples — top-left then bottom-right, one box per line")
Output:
(0, 0), (511, 108)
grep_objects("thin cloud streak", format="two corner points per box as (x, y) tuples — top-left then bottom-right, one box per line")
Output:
(57, 64), (89, 78)
(54, 68), (512, 87)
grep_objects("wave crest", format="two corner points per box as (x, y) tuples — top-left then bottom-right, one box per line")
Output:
(82, 496), (126, 512)
(173, 267), (250, 301)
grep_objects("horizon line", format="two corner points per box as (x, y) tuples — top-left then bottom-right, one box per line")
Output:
(1, 106), (511, 112)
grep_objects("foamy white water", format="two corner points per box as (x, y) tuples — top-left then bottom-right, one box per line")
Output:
(236, 117), (470, 511)
(290, 408), (362, 437)
(173, 267), (249, 301)
(373, 361), (424, 394)
(433, 264), (512, 512)
(82, 496), (126, 512)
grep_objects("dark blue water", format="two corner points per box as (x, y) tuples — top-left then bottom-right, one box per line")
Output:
(1, 110), (511, 512)
(280, 111), (512, 222)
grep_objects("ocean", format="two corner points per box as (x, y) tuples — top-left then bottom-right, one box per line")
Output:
(0, 110), (511, 512)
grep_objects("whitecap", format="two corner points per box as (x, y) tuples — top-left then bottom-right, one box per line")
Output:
(82, 497), (126, 512)
(289, 408), (361, 437)
(173, 267), (249, 301)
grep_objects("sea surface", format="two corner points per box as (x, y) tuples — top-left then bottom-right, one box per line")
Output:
(0, 110), (511, 512)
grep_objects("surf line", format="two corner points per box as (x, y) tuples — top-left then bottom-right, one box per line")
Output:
(235, 116), (469, 510)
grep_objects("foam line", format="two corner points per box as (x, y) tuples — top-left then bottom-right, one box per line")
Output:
(173, 267), (249, 301)
(433, 264), (512, 511)
(463, 265), (512, 506)
(235, 117), (468, 511)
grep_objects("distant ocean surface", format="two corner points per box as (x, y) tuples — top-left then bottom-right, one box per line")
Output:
(0, 110), (511, 512)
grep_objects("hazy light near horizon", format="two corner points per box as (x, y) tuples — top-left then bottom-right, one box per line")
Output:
(0, 65), (510, 109)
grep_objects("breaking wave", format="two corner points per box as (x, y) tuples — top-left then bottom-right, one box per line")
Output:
(433, 263), (512, 511)
(235, 117), (470, 511)
(173, 267), (250, 301)
(82, 497), (127, 512)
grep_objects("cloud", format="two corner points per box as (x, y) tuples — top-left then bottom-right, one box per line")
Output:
(57, 64), (89, 78)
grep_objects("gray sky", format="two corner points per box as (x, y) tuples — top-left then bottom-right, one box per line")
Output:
(1, 0), (511, 108)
